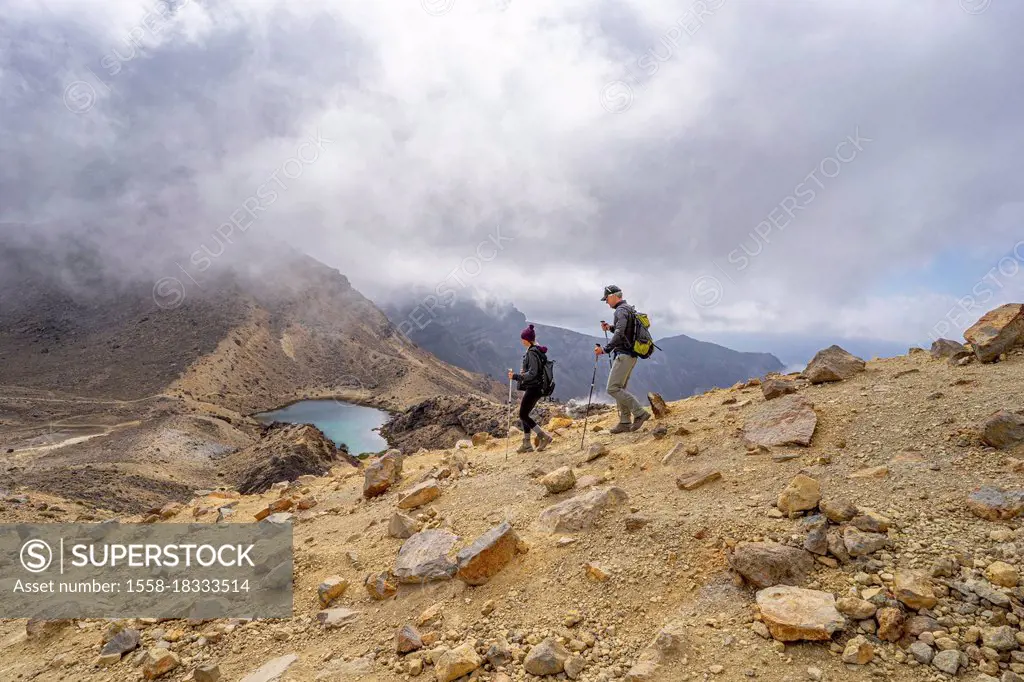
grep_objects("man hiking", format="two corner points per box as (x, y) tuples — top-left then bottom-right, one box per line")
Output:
(508, 324), (555, 453)
(594, 285), (651, 433)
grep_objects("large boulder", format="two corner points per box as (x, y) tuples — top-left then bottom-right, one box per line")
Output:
(761, 378), (797, 401)
(803, 345), (866, 384)
(537, 487), (629, 533)
(397, 479), (441, 509)
(728, 542), (814, 588)
(930, 338), (968, 360)
(964, 303), (1024, 362)
(237, 423), (341, 494)
(540, 466), (577, 495)
(756, 586), (845, 642)
(743, 395), (817, 447)
(976, 410), (1024, 449)
(455, 522), (523, 585)
(363, 450), (404, 498)
(393, 530), (458, 583)
(648, 393), (670, 418)
(967, 486), (1024, 521)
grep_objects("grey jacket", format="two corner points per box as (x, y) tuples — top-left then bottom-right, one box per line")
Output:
(513, 345), (544, 390)
(603, 301), (635, 356)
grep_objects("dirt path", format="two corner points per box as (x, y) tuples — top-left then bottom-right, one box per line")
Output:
(0, 386), (168, 405)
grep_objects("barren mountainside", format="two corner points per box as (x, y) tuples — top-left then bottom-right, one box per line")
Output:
(0, 235), (501, 412)
(1, 329), (1024, 681)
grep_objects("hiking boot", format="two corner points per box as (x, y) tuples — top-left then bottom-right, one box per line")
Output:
(630, 410), (651, 432)
(534, 431), (553, 452)
(609, 422), (632, 434)
(516, 442), (534, 454)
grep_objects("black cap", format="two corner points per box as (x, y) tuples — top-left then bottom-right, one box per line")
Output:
(601, 284), (622, 301)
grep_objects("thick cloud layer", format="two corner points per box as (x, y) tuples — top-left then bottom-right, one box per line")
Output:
(2, 0), (1021, 344)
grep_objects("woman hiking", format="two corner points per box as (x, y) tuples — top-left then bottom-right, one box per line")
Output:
(507, 324), (554, 453)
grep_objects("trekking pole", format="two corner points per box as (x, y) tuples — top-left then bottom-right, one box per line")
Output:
(580, 347), (600, 450)
(601, 326), (613, 368)
(504, 376), (514, 462)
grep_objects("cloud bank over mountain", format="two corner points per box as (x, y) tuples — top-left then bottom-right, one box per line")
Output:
(2, 0), (1022, 344)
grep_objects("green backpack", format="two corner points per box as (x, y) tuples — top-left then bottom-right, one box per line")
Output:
(627, 306), (657, 359)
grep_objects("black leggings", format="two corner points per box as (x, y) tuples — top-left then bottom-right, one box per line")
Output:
(519, 386), (543, 433)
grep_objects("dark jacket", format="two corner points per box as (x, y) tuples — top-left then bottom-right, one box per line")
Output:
(603, 300), (635, 356)
(513, 345), (546, 390)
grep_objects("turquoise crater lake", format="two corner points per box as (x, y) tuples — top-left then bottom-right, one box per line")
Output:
(255, 400), (390, 455)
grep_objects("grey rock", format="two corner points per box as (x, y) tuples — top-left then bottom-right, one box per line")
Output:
(761, 378), (797, 401)
(932, 649), (961, 675)
(803, 345), (866, 384)
(908, 641), (934, 664)
(728, 542), (814, 588)
(743, 395), (817, 447)
(537, 486), (629, 533)
(967, 486), (1024, 521)
(972, 580), (1012, 608)
(930, 338), (967, 359)
(802, 515), (828, 555)
(101, 628), (141, 657)
(393, 530), (459, 583)
(982, 625), (1017, 652)
(843, 527), (887, 557)
(239, 654), (299, 682)
(388, 511), (422, 539)
(486, 638), (512, 669)
(524, 637), (570, 676)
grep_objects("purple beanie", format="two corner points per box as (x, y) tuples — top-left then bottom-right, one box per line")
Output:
(521, 324), (536, 343)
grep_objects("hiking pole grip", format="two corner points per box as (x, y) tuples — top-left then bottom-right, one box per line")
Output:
(600, 332), (613, 368)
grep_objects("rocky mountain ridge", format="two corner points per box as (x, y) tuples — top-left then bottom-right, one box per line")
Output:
(2, 305), (1023, 681)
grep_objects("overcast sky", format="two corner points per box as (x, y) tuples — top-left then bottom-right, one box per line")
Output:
(2, 0), (1022, 347)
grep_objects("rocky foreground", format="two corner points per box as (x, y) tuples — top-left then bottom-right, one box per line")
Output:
(2, 305), (1024, 682)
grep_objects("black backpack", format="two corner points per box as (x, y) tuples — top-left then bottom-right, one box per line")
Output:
(532, 346), (556, 397)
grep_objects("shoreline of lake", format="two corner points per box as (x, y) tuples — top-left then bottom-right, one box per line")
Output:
(253, 399), (392, 456)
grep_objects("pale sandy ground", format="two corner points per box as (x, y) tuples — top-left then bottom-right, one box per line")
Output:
(0, 349), (1022, 682)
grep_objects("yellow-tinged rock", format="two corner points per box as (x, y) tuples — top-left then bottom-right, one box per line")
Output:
(985, 561), (1019, 588)
(756, 586), (845, 642)
(893, 571), (938, 610)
